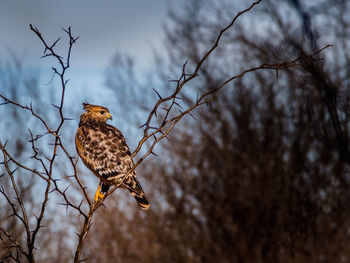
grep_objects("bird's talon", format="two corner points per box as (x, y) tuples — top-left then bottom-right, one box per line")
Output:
(94, 184), (105, 202)
(94, 191), (105, 202)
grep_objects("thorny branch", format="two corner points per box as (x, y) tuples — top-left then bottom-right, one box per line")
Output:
(99, 0), (331, 234)
(0, 1), (332, 262)
(124, 0), (331, 177)
(0, 25), (84, 262)
(0, 226), (27, 261)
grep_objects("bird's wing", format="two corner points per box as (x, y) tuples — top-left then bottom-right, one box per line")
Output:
(75, 123), (134, 181)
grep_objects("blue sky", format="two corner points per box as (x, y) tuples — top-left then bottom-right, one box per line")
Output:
(0, 0), (184, 99)
(0, 0), (190, 160)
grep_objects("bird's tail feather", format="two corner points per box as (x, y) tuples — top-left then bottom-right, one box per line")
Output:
(124, 176), (150, 210)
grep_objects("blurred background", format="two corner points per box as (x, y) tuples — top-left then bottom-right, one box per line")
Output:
(1, 0), (350, 262)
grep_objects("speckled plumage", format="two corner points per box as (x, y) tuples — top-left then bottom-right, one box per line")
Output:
(75, 103), (150, 210)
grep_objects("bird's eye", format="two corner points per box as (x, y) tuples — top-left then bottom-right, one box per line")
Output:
(100, 110), (105, 114)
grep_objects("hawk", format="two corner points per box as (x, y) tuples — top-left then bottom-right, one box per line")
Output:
(75, 103), (150, 210)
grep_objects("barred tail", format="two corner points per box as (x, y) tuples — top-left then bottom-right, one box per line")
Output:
(124, 176), (150, 210)
(132, 192), (150, 210)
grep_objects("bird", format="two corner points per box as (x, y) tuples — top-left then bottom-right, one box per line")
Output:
(75, 103), (150, 210)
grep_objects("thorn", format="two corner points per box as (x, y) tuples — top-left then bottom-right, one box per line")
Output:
(51, 37), (61, 49)
(62, 27), (69, 34)
(0, 101), (10, 106)
(182, 59), (189, 76)
(150, 151), (158, 157)
(183, 59), (189, 67)
(138, 123), (146, 129)
(189, 111), (198, 121)
(64, 117), (74, 121)
(58, 202), (69, 207)
(174, 101), (183, 109)
(51, 67), (58, 74)
(51, 104), (60, 109)
(8, 213), (16, 218)
(153, 88), (162, 99)
(63, 185), (70, 194)
(30, 24), (39, 33)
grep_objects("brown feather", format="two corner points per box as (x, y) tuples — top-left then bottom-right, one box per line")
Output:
(75, 103), (150, 210)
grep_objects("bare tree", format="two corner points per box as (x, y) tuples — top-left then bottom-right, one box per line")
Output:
(0, 1), (332, 262)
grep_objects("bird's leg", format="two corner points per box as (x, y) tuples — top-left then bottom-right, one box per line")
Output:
(94, 181), (105, 202)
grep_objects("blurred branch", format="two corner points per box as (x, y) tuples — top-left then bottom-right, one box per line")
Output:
(297, 44), (350, 164)
(97, 4), (331, 238)
(0, 226), (27, 262)
(125, 1), (331, 178)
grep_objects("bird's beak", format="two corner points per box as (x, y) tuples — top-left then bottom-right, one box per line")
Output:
(107, 113), (113, 121)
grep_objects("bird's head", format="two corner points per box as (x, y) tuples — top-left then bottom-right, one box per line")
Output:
(81, 103), (112, 123)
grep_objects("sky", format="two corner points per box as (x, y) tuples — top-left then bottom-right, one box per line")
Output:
(0, 0), (184, 102)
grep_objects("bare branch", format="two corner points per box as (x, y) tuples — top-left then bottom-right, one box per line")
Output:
(0, 226), (27, 258)
(1, 149), (32, 260)
(194, 0), (262, 73)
